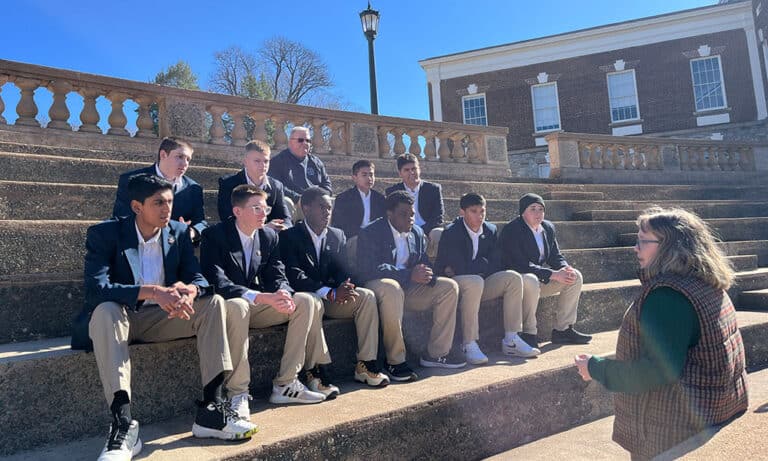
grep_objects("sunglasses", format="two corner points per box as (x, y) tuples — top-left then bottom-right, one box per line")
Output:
(291, 138), (312, 143)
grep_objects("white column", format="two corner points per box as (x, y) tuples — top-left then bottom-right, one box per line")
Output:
(745, 22), (768, 119)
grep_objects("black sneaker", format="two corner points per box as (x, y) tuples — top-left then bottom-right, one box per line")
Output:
(97, 417), (142, 461)
(551, 326), (593, 344)
(191, 400), (259, 440)
(305, 365), (341, 399)
(519, 332), (540, 349)
(386, 362), (418, 382)
(419, 349), (467, 369)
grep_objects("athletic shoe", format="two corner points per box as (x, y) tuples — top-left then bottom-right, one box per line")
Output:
(386, 362), (418, 382)
(98, 418), (141, 461)
(551, 326), (593, 344)
(462, 341), (489, 365)
(191, 400), (259, 440)
(518, 332), (539, 349)
(502, 333), (542, 358)
(229, 392), (252, 420)
(354, 360), (390, 387)
(420, 350), (467, 369)
(269, 378), (325, 404)
(306, 366), (341, 399)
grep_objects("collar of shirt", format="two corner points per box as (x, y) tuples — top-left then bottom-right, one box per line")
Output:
(526, 222), (544, 234)
(358, 188), (371, 200)
(388, 222), (410, 240)
(463, 221), (483, 239)
(245, 169), (270, 190)
(135, 222), (162, 245)
(155, 164), (183, 190)
(235, 223), (257, 249)
(304, 221), (328, 242)
(404, 180), (422, 195)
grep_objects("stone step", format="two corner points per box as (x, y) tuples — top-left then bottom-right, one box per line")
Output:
(492, 367), (768, 460)
(729, 255), (760, 272)
(2, 310), (767, 458)
(739, 288), (768, 311)
(541, 191), (604, 200)
(572, 202), (768, 221)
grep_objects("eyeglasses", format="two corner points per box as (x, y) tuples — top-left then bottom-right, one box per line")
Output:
(635, 238), (661, 249)
(291, 137), (311, 143)
(248, 205), (272, 215)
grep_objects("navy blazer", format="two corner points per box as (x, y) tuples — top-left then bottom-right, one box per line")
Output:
(112, 165), (208, 237)
(499, 217), (568, 284)
(72, 216), (209, 350)
(200, 218), (292, 300)
(279, 222), (350, 293)
(216, 169), (293, 226)
(434, 217), (500, 278)
(267, 149), (332, 202)
(330, 186), (386, 238)
(356, 217), (432, 287)
(384, 181), (444, 234)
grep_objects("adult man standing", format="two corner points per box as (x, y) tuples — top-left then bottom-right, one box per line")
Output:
(331, 159), (386, 239)
(280, 186), (389, 387)
(217, 139), (292, 230)
(268, 126), (332, 204)
(74, 174), (257, 460)
(201, 185), (337, 412)
(357, 191), (465, 379)
(434, 193), (540, 365)
(113, 137), (207, 243)
(499, 193), (592, 348)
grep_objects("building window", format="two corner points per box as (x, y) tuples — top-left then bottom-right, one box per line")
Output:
(531, 82), (561, 132)
(690, 56), (727, 112)
(462, 94), (487, 125)
(607, 70), (640, 122)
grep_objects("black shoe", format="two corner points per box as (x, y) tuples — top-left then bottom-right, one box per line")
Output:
(419, 349), (467, 369)
(386, 362), (419, 382)
(98, 417), (142, 460)
(519, 332), (540, 349)
(305, 365), (341, 399)
(551, 326), (592, 344)
(191, 400), (259, 440)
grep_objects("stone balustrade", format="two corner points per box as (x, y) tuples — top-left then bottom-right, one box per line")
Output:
(546, 132), (768, 184)
(0, 59), (508, 166)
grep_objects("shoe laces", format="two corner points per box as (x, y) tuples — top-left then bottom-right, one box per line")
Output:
(362, 360), (381, 374)
(198, 399), (239, 424)
(106, 419), (129, 451)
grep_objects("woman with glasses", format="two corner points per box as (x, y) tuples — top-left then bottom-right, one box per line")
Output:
(574, 207), (748, 460)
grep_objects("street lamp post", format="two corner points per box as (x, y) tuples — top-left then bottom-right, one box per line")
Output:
(360, 2), (380, 115)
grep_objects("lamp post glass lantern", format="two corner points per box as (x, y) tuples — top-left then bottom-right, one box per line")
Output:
(360, 2), (380, 115)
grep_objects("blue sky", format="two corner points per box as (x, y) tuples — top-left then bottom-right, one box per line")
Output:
(2, 0), (715, 121)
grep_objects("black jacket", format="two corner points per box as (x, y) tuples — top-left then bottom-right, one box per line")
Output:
(384, 181), (444, 234)
(434, 217), (500, 278)
(279, 222), (350, 293)
(330, 186), (386, 238)
(499, 217), (568, 284)
(356, 217), (432, 287)
(267, 149), (332, 202)
(216, 169), (292, 226)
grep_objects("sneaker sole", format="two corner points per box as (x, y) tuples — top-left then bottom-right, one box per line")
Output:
(419, 359), (467, 369)
(502, 346), (541, 358)
(467, 356), (489, 365)
(388, 372), (418, 382)
(269, 394), (325, 404)
(354, 372), (390, 387)
(133, 438), (143, 457)
(192, 423), (258, 440)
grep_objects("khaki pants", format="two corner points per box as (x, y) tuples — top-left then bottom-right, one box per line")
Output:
(521, 269), (583, 333)
(365, 277), (459, 364)
(323, 287), (379, 362)
(226, 292), (329, 391)
(453, 270), (525, 344)
(89, 295), (239, 404)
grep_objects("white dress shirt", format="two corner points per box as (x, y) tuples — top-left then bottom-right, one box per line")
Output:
(404, 181), (426, 228)
(236, 223), (261, 304)
(245, 169), (270, 191)
(358, 188), (372, 228)
(527, 223), (546, 263)
(155, 164), (183, 192)
(304, 222), (332, 298)
(135, 224), (165, 306)
(463, 221), (483, 260)
(389, 222), (410, 269)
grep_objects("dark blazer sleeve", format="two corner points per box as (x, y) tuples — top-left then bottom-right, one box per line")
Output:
(260, 230), (294, 294)
(544, 222), (568, 270)
(200, 225), (249, 300)
(185, 180), (208, 236)
(313, 157), (333, 195)
(268, 152), (301, 202)
(499, 221), (554, 284)
(433, 224), (456, 277)
(330, 188), (358, 238)
(423, 182), (445, 234)
(279, 227), (324, 293)
(83, 222), (141, 309)
(174, 223), (209, 292)
(268, 179), (292, 227)
(357, 221), (413, 286)
(112, 172), (132, 218)
(217, 174), (237, 222)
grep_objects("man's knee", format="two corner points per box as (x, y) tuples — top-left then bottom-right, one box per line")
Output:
(571, 268), (583, 287)
(225, 297), (250, 322)
(293, 292), (323, 315)
(498, 270), (523, 290)
(90, 302), (125, 326)
(434, 276), (460, 299)
(369, 279), (404, 303)
(522, 273), (541, 293)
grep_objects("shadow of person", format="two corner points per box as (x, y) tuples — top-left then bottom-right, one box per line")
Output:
(754, 401), (768, 414)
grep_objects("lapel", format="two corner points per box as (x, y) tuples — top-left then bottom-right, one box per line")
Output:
(225, 220), (246, 277)
(379, 220), (397, 264)
(249, 229), (265, 280)
(120, 217), (141, 284)
(353, 188), (365, 223)
(541, 224), (550, 261)
(406, 229), (418, 266)
(161, 225), (174, 281)
(299, 222), (319, 267)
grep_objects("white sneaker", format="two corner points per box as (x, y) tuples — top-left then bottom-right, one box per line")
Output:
(269, 378), (326, 404)
(230, 392), (252, 420)
(463, 341), (489, 365)
(502, 333), (542, 358)
(191, 400), (258, 440)
(98, 419), (142, 461)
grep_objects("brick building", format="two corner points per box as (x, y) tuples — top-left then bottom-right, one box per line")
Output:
(420, 0), (768, 151)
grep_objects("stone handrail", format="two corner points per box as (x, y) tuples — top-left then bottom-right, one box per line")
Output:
(546, 132), (768, 184)
(0, 59), (508, 165)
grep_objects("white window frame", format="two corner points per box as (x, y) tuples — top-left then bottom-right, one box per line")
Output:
(461, 93), (488, 126)
(531, 82), (562, 133)
(606, 69), (641, 123)
(689, 55), (728, 112)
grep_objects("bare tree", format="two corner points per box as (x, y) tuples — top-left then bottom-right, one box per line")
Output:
(258, 36), (333, 104)
(208, 46), (260, 96)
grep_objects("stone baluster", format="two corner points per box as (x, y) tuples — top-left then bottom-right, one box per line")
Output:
(652, 146), (663, 169)
(589, 144), (602, 169)
(609, 144), (621, 169)
(107, 92), (129, 136)
(378, 127), (391, 157)
(450, 134), (466, 161)
(230, 111), (248, 146)
(46, 80), (72, 130)
(685, 147), (698, 170)
(134, 95), (155, 138)
(0, 76), (7, 124)
(678, 146), (690, 170)
(578, 143), (591, 168)
(725, 147), (738, 171)
(407, 130), (422, 157)
(328, 121), (345, 154)
(312, 119), (328, 154)
(739, 147), (755, 171)
(271, 115), (288, 150)
(437, 132), (451, 162)
(703, 147), (714, 170)
(422, 131), (437, 160)
(77, 87), (101, 133)
(208, 105), (227, 145)
(393, 129), (406, 156)
(14, 77), (41, 127)
(251, 112), (268, 143)
(716, 147), (730, 171)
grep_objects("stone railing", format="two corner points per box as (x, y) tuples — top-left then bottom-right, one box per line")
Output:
(546, 132), (768, 184)
(0, 59), (508, 166)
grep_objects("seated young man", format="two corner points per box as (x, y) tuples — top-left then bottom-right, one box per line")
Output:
(113, 137), (207, 244)
(217, 139), (292, 231)
(330, 159), (386, 239)
(280, 186), (389, 387)
(73, 173), (257, 461)
(357, 191), (465, 378)
(434, 193), (540, 364)
(499, 193), (592, 348)
(200, 184), (338, 411)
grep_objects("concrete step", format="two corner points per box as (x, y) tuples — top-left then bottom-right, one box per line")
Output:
(739, 288), (768, 311)
(729, 255), (760, 272)
(491, 367), (768, 460)
(3, 311), (767, 458)
(572, 202), (768, 221)
(541, 191), (604, 200)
